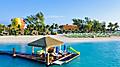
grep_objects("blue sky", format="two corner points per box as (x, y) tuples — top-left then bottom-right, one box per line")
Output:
(0, 0), (120, 25)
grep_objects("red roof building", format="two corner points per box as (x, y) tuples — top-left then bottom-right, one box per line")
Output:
(62, 24), (79, 31)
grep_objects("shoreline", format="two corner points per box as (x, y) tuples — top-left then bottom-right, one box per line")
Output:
(0, 35), (120, 43)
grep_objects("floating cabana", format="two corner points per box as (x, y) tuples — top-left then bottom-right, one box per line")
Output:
(28, 36), (80, 65)
(28, 36), (64, 65)
(0, 36), (80, 66)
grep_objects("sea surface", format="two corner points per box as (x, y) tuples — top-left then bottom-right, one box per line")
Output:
(0, 41), (120, 67)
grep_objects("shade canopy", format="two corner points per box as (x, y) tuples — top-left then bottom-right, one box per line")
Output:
(28, 36), (64, 49)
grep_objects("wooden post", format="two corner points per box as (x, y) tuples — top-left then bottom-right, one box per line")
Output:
(13, 48), (16, 57)
(60, 45), (61, 51)
(47, 53), (50, 65)
(45, 48), (50, 66)
(32, 46), (34, 55)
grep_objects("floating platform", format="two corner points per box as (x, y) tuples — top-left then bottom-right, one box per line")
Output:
(0, 51), (80, 65)
(0, 51), (46, 63)
(53, 53), (79, 65)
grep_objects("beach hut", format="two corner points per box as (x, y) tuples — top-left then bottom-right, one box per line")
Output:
(28, 36), (64, 65)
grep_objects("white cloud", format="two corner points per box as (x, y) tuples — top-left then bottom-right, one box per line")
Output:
(46, 15), (66, 19)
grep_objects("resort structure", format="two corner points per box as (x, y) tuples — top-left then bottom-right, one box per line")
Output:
(0, 36), (80, 66)
(62, 24), (79, 32)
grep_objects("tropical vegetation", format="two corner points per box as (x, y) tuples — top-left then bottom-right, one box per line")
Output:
(0, 12), (120, 37)
(64, 17), (120, 38)
(72, 17), (119, 33)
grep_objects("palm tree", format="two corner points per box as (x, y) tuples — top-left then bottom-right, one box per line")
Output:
(24, 15), (36, 24)
(85, 21), (93, 32)
(51, 23), (55, 29)
(7, 24), (12, 35)
(59, 25), (63, 29)
(55, 24), (59, 29)
(0, 24), (4, 33)
(108, 22), (113, 33)
(72, 19), (81, 26)
(72, 17), (108, 33)
(59, 25), (64, 33)
(92, 20), (98, 32)
(101, 22), (106, 33)
(85, 17), (90, 23)
(24, 28), (30, 35)
(92, 20), (102, 33)
(45, 25), (50, 34)
(72, 18), (84, 32)
(36, 12), (45, 30)
(113, 22), (119, 32)
(11, 28), (17, 35)
(25, 12), (45, 33)
(46, 25), (50, 29)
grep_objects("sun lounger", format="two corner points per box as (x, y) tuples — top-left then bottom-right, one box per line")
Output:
(59, 54), (79, 63)
(53, 60), (64, 65)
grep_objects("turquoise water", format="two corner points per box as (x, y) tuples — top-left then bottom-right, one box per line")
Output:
(0, 41), (120, 67)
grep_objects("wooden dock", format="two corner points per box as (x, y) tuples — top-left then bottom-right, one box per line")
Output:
(0, 51), (80, 65)
(0, 51), (46, 63)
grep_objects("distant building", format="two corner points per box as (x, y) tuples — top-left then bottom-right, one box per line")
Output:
(62, 24), (79, 31)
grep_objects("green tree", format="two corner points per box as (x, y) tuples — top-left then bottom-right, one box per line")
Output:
(72, 18), (84, 32)
(0, 24), (6, 34)
(92, 20), (102, 33)
(85, 20), (93, 32)
(59, 25), (63, 29)
(36, 12), (45, 30)
(24, 28), (30, 35)
(24, 12), (45, 33)
(84, 17), (93, 32)
(7, 24), (12, 35)
(46, 25), (50, 29)
(55, 24), (59, 29)
(101, 22), (106, 33)
(85, 17), (90, 23)
(108, 22), (113, 33)
(72, 17), (107, 33)
(0, 24), (3, 33)
(113, 22), (119, 32)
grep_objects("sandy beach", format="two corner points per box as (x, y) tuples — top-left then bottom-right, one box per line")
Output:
(0, 35), (120, 43)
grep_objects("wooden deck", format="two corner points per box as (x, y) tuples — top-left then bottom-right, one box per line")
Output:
(53, 53), (79, 65)
(0, 51), (46, 63)
(0, 51), (80, 65)
(17, 54), (46, 63)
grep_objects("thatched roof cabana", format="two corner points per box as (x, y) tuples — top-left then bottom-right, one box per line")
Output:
(28, 36), (64, 49)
